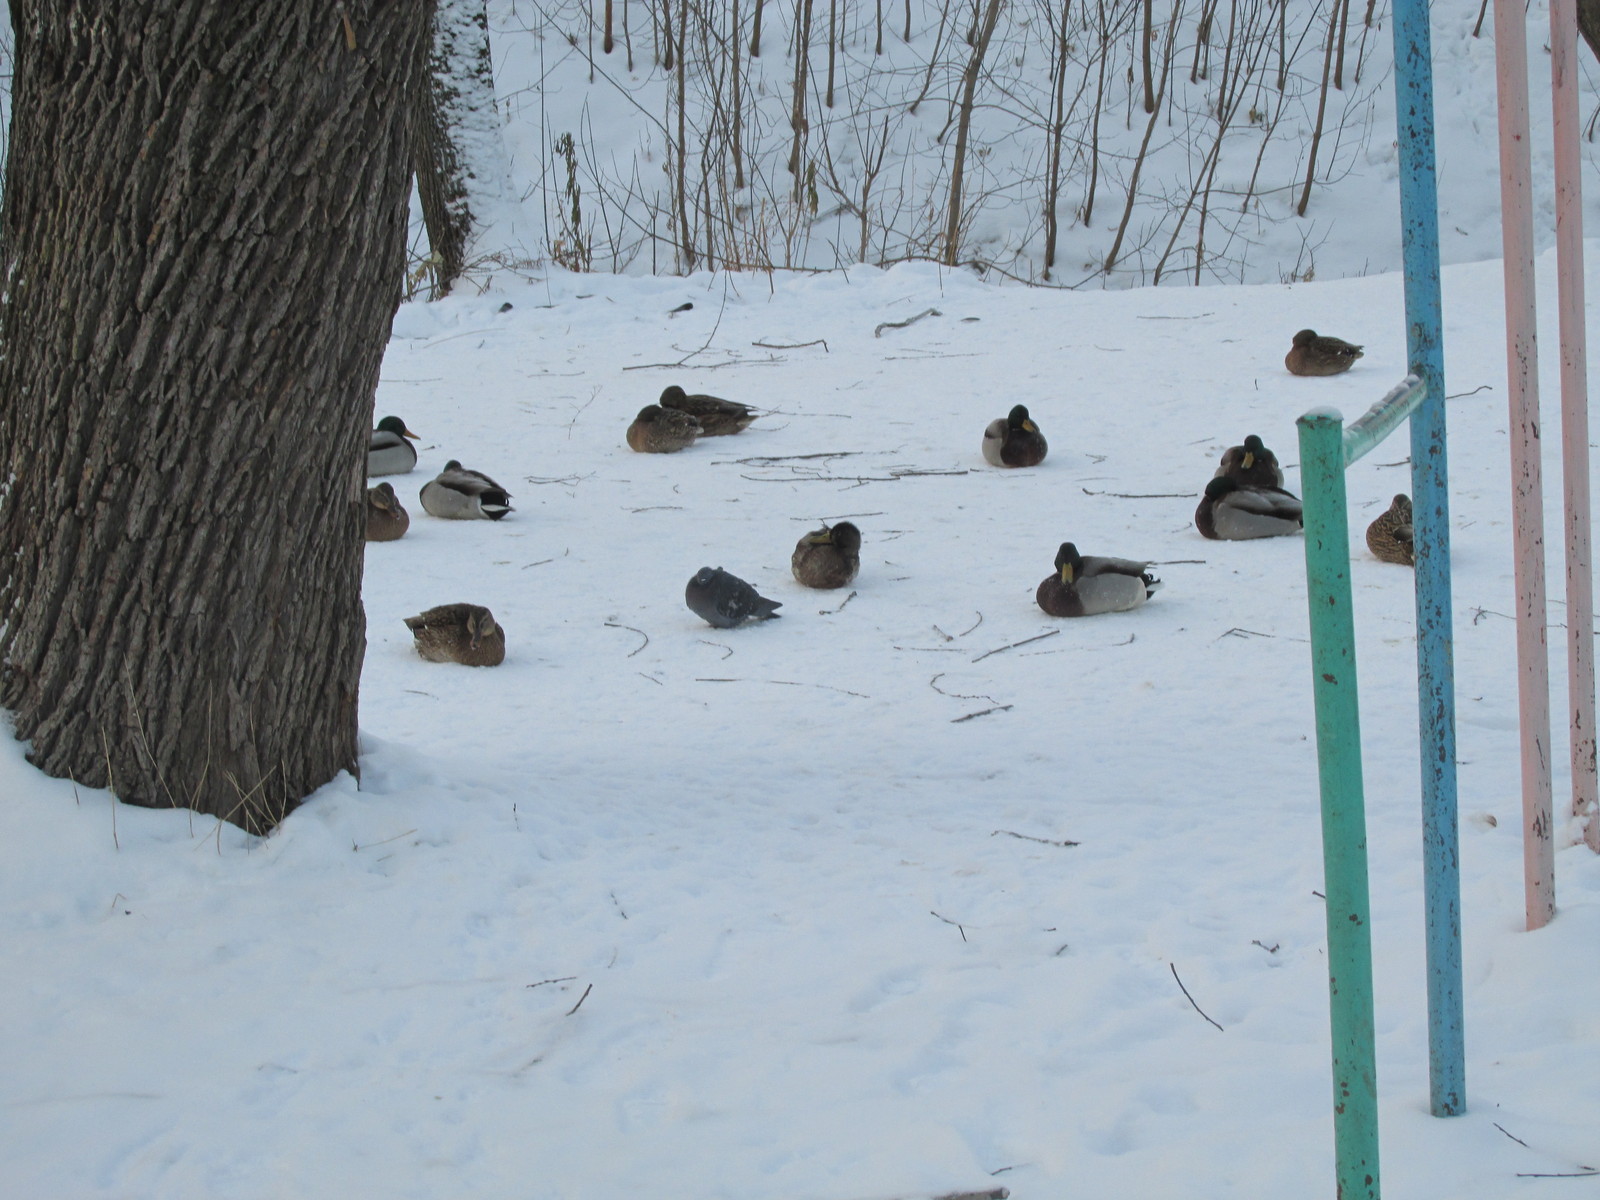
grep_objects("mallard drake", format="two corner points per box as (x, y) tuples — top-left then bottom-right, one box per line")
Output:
(1036, 542), (1162, 617)
(403, 603), (506, 666)
(1286, 329), (1364, 376)
(658, 384), (756, 436)
(365, 482), (410, 542)
(368, 415), (420, 476)
(1215, 434), (1285, 488)
(1195, 477), (1304, 540)
(627, 404), (702, 453)
(791, 521), (861, 589)
(1366, 493), (1415, 565)
(419, 460), (513, 520)
(982, 404), (1048, 467)
(685, 567), (782, 628)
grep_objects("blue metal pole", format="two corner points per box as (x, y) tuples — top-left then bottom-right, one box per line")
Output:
(1390, 0), (1465, 1117)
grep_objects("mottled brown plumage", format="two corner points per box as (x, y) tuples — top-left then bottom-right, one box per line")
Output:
(1366, 493), (1414, 565)
(365, 482), (410, 542)
(1285, 329), (1364, 376)
(791, 521), (862, 589)
(403, 603), (506, 667)
(627, 404), (702, 453)
(658, 385), (756, 436)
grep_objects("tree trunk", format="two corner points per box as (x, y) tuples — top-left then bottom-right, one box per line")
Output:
(1579, 0), (1600, 64)
(1141, 0), (1155, 111)
(0, 2), (430, 834)
(941, 0), (1004, 266)
(414, 0), (504, 299)
(414, 2), (498, 292)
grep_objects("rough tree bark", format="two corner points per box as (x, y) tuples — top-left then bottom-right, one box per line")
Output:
(1579, 0), (1600, 64)
(0, 2), (432, 833)
(414, 0), (505, 299)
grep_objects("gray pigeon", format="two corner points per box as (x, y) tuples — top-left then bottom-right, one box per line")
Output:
(685, 567), (782, 628)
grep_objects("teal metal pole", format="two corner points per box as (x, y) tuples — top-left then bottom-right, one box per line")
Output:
(1298, 409), (1381, 1200)
(1391, 0), (1466, 1114)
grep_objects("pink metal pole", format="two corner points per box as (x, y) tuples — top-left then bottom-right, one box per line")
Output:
(1548, 0), (1600, 853)
(1493, 0), (1556, 928)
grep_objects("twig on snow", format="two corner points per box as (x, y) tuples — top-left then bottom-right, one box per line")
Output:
(992, 829), (1079, 847)
(1082, 488), (1194, 498)
(1218, 627), (1276, 640)
(874, 306), (942, 337)
(930, 673), (996, 703)
(526, 976), (578, 989)
(565, 983), (594, 1016)
(753, 338), (829, 351)
(1493, 1123), (1531, 1148)
(952, 704), (1013, 723)
(930, 910), (968, 942)
(820, 590), (857, 615)
(604, 623), (650, 657)
(1170, 963), (1224, 1031)
(730, 451), (865, 464)
(972, 629), (1060, 662)
(695, 678), (871, 698)
(565, 387), (600, 439)
(697, 640), (734, 660)
(353, 829), (417, 852)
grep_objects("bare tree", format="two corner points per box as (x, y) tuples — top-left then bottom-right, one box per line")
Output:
(752, 0), (767, 55)
(0, 2), (430, 833)
(1041, 0), (1076, 276)
(415, 0), (506, 298)
(942, 0), (1005, 264)
(827, 0), (841, 107)
(1141, 0), (1155, 110)
(1297, 0), (1337, 217)
(789, 0), (816, 200)
(1105, 0), (1181, 272)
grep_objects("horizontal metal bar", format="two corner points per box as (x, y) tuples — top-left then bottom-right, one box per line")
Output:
(1341, 374), (1427, 467)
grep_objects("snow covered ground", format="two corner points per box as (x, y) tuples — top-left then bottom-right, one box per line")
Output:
(5, 249), (1600, 1198)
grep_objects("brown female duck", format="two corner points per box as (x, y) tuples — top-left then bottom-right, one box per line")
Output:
(403, 603), (506, 666)
(365, 482), (410, 542)
(791, 521), (862, 589)
(1366, 494), (1414, 565)
(627, 404), (702, 453)
(1286, 329), (1364, 376)
(658, 385), (756, 436)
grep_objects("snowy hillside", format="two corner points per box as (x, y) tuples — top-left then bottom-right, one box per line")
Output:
(475, 0), (1600, 285)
